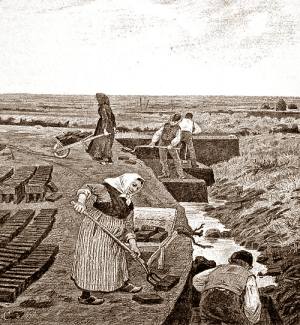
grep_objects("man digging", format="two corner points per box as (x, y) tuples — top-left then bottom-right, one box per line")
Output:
(179, 112), (202, 168)
(149, 113), (185, 179)
(193, 250), (262, 325)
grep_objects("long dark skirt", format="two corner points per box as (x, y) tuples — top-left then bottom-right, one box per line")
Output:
(87, 133), (114, 160)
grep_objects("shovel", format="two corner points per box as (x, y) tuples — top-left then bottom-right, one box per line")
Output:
(71, 201), (162, 288)
(122, 145), (180, 154)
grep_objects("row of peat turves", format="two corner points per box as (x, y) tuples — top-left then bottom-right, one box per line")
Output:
(0, 165), (61, 204)
(0, 209), (58, 303)
(0, 166), (59, 303)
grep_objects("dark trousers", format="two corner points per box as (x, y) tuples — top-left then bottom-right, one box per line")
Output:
(200, 289), (250, 325)
(180, 131), (197, 165)
(159, 146), (184, 178)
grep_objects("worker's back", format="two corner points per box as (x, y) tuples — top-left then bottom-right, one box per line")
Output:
(203, 264), (252, 295)
(160, 123), (180, 145)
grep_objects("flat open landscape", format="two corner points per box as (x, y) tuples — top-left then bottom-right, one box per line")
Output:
(0, 94), (299, 324)
(1, 94), (300, 133)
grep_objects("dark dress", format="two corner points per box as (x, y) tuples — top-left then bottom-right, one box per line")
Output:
(72, 183), (135, 292)
(87, 104), (116, 160)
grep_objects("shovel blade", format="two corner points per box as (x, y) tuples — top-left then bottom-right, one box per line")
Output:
(153, 274), (180, 292)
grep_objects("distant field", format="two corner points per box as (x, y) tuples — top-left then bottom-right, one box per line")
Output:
(0, 93), (299, 133)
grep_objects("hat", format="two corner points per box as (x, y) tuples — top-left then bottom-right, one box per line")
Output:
(171, 113), (182, 123)
(229, 250), (253, 267)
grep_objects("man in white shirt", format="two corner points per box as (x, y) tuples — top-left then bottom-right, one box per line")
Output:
(193, 250), (261, 325)
(179, 113), (202, 168)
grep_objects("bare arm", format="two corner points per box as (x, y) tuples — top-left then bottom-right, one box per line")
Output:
(171, 129), (181, 146)
(244, 276), (262, 324)
(192, 268), (215, 292)
(193, 122), (202, 134)
(151, 126), (164, 144)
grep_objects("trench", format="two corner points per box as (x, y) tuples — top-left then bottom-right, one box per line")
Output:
(164, 199), (279, 325)
(181, 199), (276, 288)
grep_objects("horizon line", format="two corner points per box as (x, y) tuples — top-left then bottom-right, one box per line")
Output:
(0, 92), (300, 99)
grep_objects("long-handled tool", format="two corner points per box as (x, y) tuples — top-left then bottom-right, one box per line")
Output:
(122, 145), (180, 154)
(71, 201), (162, 287)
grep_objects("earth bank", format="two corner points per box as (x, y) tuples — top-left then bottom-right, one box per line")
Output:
(205, 133), (300, 325)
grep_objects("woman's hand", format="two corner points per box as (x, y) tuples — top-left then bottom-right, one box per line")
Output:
(73, 201), (86, 214)
(129, 239), (141, 257)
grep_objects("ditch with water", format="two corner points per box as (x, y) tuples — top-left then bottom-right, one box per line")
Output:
(181, 199), (276, 288)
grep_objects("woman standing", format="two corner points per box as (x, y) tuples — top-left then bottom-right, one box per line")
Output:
(87, 93), (116, 164)
(72, 173), (144, 305)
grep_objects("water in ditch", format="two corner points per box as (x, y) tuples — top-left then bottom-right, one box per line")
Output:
(181, 200), (276, 288)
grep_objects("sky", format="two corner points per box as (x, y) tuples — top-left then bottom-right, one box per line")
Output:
(0, 0), (299, 96)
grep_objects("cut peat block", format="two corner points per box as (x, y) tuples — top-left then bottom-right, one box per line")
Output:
(0, 210), (35, 248)
(184, 162), (215, 186)
(136, 157), (215, 186)
(45, 193), (62, 202)
(135, 230), (158, 242)
(0, 166), (36, 204)
(116, 134), (240, 165)
(149, 231), (168, 243)
(162, 179), (208, 202)
(0, 210), (10, 224)
(46, 181), (58, 193)
(0, 244), (59, 303)
(25, 165), (53, 203)
(0, 167), (13, 183)
(132, 293), (163, 304)
(56, 130), (92, 146)
(0, 209), (57, 273)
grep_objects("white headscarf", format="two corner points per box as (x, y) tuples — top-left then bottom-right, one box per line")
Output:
(104, 173), (144, 204)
